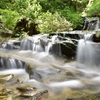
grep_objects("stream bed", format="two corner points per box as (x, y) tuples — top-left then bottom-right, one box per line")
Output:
(0, 30), (100, 99)
(0, 50), (100, 100)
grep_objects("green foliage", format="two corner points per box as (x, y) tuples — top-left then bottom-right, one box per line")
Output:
(37, 12), (72, 33)
(39, 0), (65, 12)
(19, 32), (28, 40)
(0, 9), (20, 30)
(86, 0), (100, 16)
(0, 0), (42, 31)
(0, 0), (99, 36)
(12, 0), (42, 21)
(60, 7), (84, 28)
(39, 0), (85, 29)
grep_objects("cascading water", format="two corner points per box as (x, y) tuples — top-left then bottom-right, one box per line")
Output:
(0, 57), (24, 69)
(20, 34), (49, 52)
(19, 32), (81, 58)
(77, 39), (100, 70)
(83, 17), (100, 30)
(1, 28), (100, 99)
(20, 34), (62, 55)
(77, 17), (100, 70)
(45, 35), (58, 53)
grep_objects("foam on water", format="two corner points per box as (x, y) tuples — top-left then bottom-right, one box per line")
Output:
(49, 80), (83, 88)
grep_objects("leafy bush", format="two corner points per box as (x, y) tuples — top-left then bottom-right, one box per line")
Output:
(0, 9), (20, 30)
(60, 7), (84, 29)
(0, 0), (42, 31)
(37, 11), (72, 33)
(12, 0), (42, 20)
(86, 0), (100, 16)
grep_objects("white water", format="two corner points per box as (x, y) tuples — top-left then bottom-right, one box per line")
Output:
(83, 17), (100, 30)
(77, 39), (100, 70)
(20, 34), (63, 56)
(1, 32), (100, 99)
(45, 35), (58, 53)
(0, 49), (100, 91)
(0, 69), (29, 82)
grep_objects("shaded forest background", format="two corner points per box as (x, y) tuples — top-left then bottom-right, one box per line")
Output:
(0, 0), (100, 38)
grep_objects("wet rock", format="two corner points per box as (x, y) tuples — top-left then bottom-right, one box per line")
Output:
(2, 40), (21, 50)
(0, 74), (14, 83)
(2, 88), (13, 94)
(16, 86), (37, 92)
(49, 31), (83, 39)
(49, 42), (77, 59)
(0, 93), (11, 100)
(84, 30), (100, 42)
(31, 67), (65, 80)
(14, 96), (32, 100)
(19, 31), (83, 58)
(83, 17), (100, 30)
(57, 32), (83, 40)
(14, 89), (48, 100)
(48, 32), (83, 59)
(16, 86), (37, 99)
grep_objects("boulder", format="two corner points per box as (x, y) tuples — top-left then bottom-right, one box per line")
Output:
(19, 32), (83, 59)
(49, 32), (83, 59)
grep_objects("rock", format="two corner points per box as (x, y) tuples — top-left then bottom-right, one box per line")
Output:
(83, 17), (100, 30)
(14, 89), (48, 100)
(49, 42), (76, 59)
(14, 96), (32, 100)
(2, 88), (13, 94)
(16, 86), (37, 92)
(0, 31), (83, 59)
(48, 32), (83, 59)
(2, 40), (21, 50)
(0, 74), (14, 83)
(57, 32), (83, 40)
(19, 89), (48, 97)
(31, 67), (65, 80)
(0, 93), (12, 100)
(84, 30), (100, 42)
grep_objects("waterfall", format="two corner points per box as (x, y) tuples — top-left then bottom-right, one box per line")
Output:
(45, 35), (60, 53)
(20, 34), (48, 52)
(77, 31), (100, 68)
(0, 57), (7, 69)
(77, 38), (100, 70)
(0, 32), (81, 71)
(1, 17), (100, 100)
(0, 57), (24, 69)
(95, 17), (100, 30)
(83, 17), (100, 30)
(20, 32), (81, 57)
(7, 58), (17, 68)
(20, 34), (62, 55)
(20, 38), (33, 50)
(77, 16), (100, 69)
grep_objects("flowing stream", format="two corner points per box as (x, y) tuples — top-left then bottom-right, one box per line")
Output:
(0, 18), (100, 99)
